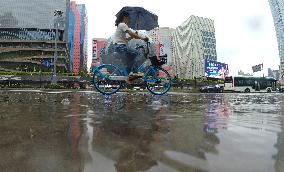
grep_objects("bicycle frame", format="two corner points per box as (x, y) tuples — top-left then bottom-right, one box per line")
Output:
(95, 63), (158, 82)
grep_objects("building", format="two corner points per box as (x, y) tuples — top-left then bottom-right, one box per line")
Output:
(77, 4), (88, 72)
(147, 27), (175, 65)
(238, 70), (253, 77)
(172, 15), (217, 78)
(68, 2), (88, 74)
(269, 0), (284, 79)
(268, 68), (280, 80)
(0, 0), (70, 72)
(91, 38), (106, 67)
(68, 1), (80, 74)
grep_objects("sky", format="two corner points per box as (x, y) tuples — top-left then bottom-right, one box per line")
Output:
(75, 0), (279, 76)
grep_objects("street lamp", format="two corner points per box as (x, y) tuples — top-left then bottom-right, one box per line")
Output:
(51, 10), (63, 84)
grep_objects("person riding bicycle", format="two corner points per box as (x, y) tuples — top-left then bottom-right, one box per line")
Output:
(113, 11), (149, 80)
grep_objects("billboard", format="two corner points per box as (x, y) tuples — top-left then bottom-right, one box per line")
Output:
(205, 60), (229, 78)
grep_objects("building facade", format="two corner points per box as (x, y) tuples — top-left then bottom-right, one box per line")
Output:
(68, 1), (88, 74)
(0, 0), (70, 72)
(77, 4), (88, 72)
(269, 0), (284, 79)
(91, 38), (106, 67)
(172, 15), (217, 78)
(147, 27), (175, 65)
(268, 68), (280, 80)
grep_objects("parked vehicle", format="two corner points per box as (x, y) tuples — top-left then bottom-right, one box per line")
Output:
(200, 84), (224, 93)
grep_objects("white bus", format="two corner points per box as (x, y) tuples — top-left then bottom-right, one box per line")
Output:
(224, 76), (277, 93)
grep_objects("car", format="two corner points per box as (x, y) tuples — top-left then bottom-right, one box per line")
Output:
(200, 84), (224, 93)
(278, 87), (284, 93)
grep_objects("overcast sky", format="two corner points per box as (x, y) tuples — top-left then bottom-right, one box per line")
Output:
(75, 0), (279, 76)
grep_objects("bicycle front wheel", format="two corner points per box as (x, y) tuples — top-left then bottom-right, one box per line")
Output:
(144, 66), (172, 95)
(93, 64), (123, 95)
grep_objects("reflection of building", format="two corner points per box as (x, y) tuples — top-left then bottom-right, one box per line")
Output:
(268, 68), (280, 80)
(68, 1), (88, 74)
(172, 15), (217, 78)
(269, 0), (284, 79)
(0, 0), (70, 72)
(275, 97), (284, 172)
(92, 38), (106, 67)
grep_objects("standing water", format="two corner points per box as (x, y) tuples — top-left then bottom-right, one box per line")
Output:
(0, 90), (283, 172)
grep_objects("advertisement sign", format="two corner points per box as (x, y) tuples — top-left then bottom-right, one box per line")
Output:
(92, 40), (98, 60)
(205, 60), (229, 78)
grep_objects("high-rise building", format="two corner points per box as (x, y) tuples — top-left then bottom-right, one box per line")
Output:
(68, 1), (88, 74)
(0, 0), (70, 72)
(69, 1), (81, 74)
(172, 15), (218, 78)
(77, 4), (88, 72)
(147, 27), (175, 65)
(91, 38), (106, 67)
(268, 68), (280, 80)
(269, 0), (284, 79)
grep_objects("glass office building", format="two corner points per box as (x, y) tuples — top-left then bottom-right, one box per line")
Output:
(0, 0), (70, 72)
(0, 0), (70, 40)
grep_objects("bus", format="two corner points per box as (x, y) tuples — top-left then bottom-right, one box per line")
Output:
(224, 76), (277, 93)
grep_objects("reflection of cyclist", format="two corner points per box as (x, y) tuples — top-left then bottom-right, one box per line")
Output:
(113, 11), (149, 77)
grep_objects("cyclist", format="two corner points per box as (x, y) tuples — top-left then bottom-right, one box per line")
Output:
(113, 11), (149, 81)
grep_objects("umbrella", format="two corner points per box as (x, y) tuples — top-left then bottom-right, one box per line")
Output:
(116, 6), (159, 31)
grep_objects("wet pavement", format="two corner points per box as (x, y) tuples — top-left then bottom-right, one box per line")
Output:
(0, 90), (283, 172)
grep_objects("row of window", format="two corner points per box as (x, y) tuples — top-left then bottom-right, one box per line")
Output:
(204, 49), (216, 54)
(203, 43), (216, 49)
(202, 37), (216, 43)
(234, 79), (274, 88)
(202, 31), (215, 37)
(203, 54), (217, 60)
(0, 30), (63, 40)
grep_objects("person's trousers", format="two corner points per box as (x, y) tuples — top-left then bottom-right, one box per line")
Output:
(114, 44), (143, 73)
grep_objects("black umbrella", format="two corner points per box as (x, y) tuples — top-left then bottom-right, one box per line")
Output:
(116, 6), (159, 31)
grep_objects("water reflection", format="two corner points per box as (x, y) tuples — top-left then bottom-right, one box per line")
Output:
(274, 95), (284, 172)
(0, 91), (284, 172)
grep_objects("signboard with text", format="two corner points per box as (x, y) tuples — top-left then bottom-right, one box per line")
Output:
(205, 60), (229, 78)
(252, 63), (263, 73)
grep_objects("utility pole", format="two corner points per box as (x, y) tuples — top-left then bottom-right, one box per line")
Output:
(51, 10), (63, 84)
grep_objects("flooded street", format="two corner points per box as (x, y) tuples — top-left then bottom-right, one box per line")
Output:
(0, 90), (284, 172)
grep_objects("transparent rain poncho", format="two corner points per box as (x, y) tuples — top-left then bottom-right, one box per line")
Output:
(102, 31), (157, 72)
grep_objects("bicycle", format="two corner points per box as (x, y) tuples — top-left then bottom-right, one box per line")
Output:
(92, 42), (172, 95)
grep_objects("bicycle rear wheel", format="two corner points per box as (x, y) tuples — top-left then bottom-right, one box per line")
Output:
(93, 64), (123, 95)
(144, 66), (172, 95)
